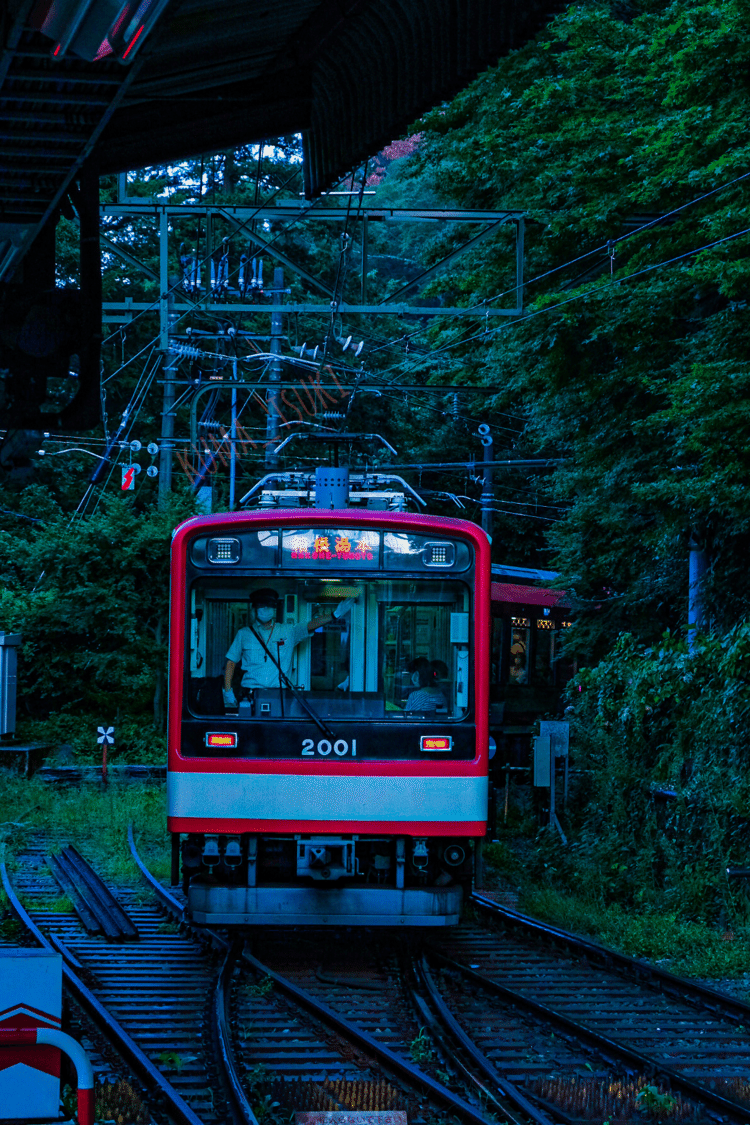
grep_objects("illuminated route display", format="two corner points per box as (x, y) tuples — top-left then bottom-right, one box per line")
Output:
(282, 528), (380, 567)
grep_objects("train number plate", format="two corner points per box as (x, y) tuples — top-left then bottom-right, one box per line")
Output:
(302, 738), (357, 757)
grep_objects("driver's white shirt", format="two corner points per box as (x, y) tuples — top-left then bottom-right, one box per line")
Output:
(226, 621), (309, 688)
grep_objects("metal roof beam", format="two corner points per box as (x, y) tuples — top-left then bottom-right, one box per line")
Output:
(102, 300), (520, 319)
(101, 203), (525, 224)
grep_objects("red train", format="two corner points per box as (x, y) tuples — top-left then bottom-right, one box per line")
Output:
(167, 507), (491, 925)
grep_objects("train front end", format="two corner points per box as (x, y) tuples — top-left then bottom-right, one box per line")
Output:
(167, 510), (490, 926)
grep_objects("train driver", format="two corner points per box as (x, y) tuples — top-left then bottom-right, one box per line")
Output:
(222, 587), (355, 707)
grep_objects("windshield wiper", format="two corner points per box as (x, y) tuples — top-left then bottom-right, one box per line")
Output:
(247, 624), (334, 738)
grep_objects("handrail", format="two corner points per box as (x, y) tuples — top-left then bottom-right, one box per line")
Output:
(0, 1027), (94, 1125)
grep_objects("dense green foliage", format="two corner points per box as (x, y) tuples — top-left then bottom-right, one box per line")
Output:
(562, 628), (750, 922)
(0, 490), (193, 757)
(405, 0), (750, 653)
(397, 0), (750, 943)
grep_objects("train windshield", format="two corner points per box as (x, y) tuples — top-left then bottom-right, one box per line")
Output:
(187, 574), (472, 721)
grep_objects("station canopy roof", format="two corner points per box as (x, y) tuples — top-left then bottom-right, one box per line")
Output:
(491, 583), (569, 609)
(0, 0), (560, 280)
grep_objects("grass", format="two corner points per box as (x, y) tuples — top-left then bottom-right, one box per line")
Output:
(0, 770), (171, 886)
(518, 885), (750, 982)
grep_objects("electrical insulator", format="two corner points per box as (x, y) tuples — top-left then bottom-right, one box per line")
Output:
(147, 442), (159, 455)
(168, 344), (203, 360)
(147, 465), (159, 478)
(129, 440), (141, 452)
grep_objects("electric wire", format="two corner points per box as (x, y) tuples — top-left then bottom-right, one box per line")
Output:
(366, 218), (750, 388)
(365, 162), (750, 361)
(67, 162), (750, 508)
(428, 222), (750, 359)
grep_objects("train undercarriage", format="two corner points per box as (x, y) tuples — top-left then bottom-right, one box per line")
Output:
(179, 832), (474, 925)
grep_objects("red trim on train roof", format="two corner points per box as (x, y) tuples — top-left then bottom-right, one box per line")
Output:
(491, 582), (569, 608)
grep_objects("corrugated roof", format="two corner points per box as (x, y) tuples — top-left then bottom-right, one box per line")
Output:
(0, 0), (561, 279)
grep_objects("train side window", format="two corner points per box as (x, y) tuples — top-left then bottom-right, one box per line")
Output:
(534, 618), (555, 685)
(509, 617), (530, 684)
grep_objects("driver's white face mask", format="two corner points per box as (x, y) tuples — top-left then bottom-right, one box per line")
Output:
(256, 606), (276, 623)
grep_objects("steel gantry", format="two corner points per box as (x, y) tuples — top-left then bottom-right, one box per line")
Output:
(100, 198), (526, 339)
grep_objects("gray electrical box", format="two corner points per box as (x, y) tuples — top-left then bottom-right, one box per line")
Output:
(533, 735), (551, 787)
(0, 633), (22, 737)
(314, 466), (350, 509)
(539, 720), (570, 758)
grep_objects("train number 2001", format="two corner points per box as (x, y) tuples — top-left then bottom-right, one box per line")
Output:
(301, 738), (357, 757)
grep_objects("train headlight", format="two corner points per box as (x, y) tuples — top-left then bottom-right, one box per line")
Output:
(423, 541), (456, 567)
(207, 537), (241, 563)
(205, 732), (238, 749)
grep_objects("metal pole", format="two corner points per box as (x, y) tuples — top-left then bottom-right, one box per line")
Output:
(158, 211), (177, 502)
(515, 217), (525, 313)
(478, 424), (494, 542)
(361, 216), (368, 304)
(265, 266), (283, 473)
(159, 208), (169, 351)
(229, 354), (237, 509)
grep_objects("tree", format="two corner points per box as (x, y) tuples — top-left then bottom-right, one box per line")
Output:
(402, 0), (750, 655)
(0, 491), (194, 755)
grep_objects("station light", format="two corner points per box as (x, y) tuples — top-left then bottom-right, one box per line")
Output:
(35, 0), (171, 64)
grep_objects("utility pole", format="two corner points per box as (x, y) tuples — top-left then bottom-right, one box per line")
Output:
(229, 353), (238, 510)
(158, 297), (177, 504)
(158, 208), (177, 503)
(265, 266), (284, 474)
(478, 423), (494, 542)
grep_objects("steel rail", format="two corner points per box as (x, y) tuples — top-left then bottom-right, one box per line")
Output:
(412, 954), (567, 1125)
(240, 947), (495, 1125)
(472, 892), (750, 1024)
(430, 948), (750, 1123)
(127, 827), (496, 1125)
(0, 859), (206, 1125)
(212, 938), (260, 1125)
(405, 958), (558, 1125)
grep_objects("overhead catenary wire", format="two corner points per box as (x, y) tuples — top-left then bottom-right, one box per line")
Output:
(365, 217), (750, 391)
(426, 222), (750, 359)
(81, 160), (750, 509)
(366, 162), (750, 361)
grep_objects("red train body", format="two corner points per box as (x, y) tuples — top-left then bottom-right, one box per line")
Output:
(167, 509), (491, 925)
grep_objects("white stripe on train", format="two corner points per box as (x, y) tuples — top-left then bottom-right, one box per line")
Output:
(168, 771), (488, 823)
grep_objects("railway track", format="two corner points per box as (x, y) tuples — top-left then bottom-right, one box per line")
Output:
(133, 836), (750, 1124)
(5, 836), (514, 1125)
(423, 892), (750, 1121)
(2, 841), (215, 1124)
(7, 834), (750, 1125)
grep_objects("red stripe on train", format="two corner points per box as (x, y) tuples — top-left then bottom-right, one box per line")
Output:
(168, 818), (487, 835)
